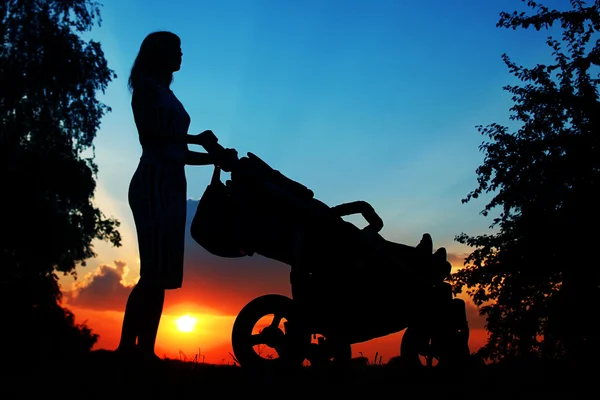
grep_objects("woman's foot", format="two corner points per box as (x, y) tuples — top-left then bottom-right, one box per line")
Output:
(115, 346), (163, 366)
(115, 345), (138, 361)
(136, 349), (164, 365)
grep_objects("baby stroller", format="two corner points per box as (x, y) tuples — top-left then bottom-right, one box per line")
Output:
(191, 134), (471, 369)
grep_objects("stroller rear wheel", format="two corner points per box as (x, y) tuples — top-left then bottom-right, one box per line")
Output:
(400, 298), (471, 368)
(231, 294), (310, 370)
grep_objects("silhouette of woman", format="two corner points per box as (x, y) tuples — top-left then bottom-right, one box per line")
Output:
(116, 31), (235, 362)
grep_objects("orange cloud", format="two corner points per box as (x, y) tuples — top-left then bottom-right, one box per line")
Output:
(65, 260), (134, 312)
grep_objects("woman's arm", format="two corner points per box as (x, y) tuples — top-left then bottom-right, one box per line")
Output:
(184, 150), (215, 166)
(184, 147), (238, 168)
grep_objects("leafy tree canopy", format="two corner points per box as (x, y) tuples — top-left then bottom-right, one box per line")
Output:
(0, 0), (121, 364)
(451, 0), (600, 363)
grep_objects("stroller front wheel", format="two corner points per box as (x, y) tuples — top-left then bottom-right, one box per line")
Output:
(231, 294), (310, 371)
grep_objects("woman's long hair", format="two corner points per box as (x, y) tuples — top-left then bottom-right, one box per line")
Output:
(128, 31), (181, 92)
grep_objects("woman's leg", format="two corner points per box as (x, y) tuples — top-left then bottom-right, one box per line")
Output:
(116, 284), (143, 354)
(116, 278), (165, 359)
(135, 280), (165, 358)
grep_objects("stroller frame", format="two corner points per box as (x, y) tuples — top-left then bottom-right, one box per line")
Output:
(192, 135), (471, 370)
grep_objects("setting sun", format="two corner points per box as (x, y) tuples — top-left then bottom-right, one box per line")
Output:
(175, 315), (198, 333)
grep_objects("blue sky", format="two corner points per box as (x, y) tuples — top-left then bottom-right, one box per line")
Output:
(70, 0), (570, 285)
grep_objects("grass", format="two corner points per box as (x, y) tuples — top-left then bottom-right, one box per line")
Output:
(5, 349), (592, 398)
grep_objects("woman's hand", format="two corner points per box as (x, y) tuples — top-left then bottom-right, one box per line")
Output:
(217, 148), (239, 172)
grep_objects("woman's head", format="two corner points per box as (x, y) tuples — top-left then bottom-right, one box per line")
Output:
(128, 31), (182, 92)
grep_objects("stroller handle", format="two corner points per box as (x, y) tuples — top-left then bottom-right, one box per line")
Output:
(200, 132), (316, 202)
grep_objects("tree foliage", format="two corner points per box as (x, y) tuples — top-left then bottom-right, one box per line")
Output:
(0, 0), (121, 363)
(451, 0), (600, 363)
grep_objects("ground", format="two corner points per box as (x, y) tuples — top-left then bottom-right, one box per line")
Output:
(5, 350), (591, 398)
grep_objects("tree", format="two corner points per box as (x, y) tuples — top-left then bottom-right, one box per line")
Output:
(0, 0), (121, 365)
(451, 0), (600, 363)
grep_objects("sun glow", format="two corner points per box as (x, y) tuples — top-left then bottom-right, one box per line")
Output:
(175, 315), (198, 333)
